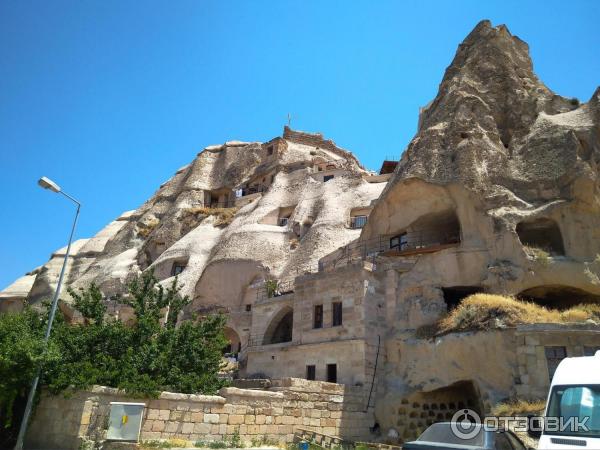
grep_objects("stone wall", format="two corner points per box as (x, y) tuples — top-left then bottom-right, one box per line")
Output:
(246, 339), (368, 386)
(515, 324), (600, 399)
(26, 378), (374, 450)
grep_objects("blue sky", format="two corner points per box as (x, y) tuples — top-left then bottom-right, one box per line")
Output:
(1, 1), (598, 290)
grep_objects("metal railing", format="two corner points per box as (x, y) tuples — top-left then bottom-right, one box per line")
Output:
(243, 333), (293, 350)
(319, 226), (460, 272)
(256, 279), (295, 302)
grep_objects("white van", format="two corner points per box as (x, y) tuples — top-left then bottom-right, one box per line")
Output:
(535, 350), (600, 449)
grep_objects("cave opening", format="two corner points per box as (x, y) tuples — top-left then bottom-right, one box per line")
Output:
(442, 286), (483, 311)
(518, 285), (600, 310)
(516, 218), (565, 256)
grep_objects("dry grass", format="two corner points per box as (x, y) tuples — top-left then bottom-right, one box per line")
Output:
(491, 398), (546, 417)
(418, 294), (600, 337)
(182, 206), (239, 227)
(136, 216), (160, 237)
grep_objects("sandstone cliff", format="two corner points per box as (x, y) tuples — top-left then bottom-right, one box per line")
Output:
(1, 128), (385, 324)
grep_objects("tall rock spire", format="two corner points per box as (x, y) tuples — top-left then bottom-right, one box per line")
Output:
(393, 20), (593, 205)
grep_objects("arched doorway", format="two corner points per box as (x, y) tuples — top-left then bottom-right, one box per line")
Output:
(263, 307), (293, 345)
(223, 327), (242, 355)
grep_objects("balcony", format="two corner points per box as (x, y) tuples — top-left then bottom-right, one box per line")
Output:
(319, 225), (461, 271)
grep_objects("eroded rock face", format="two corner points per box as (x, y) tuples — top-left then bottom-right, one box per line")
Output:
(2, 130), (385, 328)
(363, 20), (599, 438)
(395, 20), (598, 205)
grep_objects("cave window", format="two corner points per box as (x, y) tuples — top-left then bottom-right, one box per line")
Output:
(314, 304), (323, 329)
(516, 218), (565, 256)
(442, 286), (482, 311)
(306, 365), (316, 381)
(350, 215), (368, 229)
(323, 175), (334, 182)
(545, 346), (567, 381)
(390, 232), (408, 251)
(267, 145), (274, 156)
(332, 302), (343, 327)
(518, 285), (600, 310)
(171, 263), (186, 276)
(327, 364), (337, 383)
(245, 304), (252, 312)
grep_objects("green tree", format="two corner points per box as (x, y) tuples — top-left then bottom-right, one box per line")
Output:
(0, 271), (228, 447)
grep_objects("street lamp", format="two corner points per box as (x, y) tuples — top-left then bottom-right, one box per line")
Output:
(14, 177), (81, 450)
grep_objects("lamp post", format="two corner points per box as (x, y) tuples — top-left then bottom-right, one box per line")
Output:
(14, 177), (81, 450)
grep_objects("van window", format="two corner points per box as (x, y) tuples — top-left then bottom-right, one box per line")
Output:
(546, 385), (600, 437)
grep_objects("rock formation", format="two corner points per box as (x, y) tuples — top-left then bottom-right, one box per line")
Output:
(2, 19), (599, 444)
(1, 128), (386, 326)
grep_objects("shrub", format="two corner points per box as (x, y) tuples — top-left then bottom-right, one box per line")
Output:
(265, 279), (279, 298)
(524, 246), (551, 266)
(491, 398), (545, 416)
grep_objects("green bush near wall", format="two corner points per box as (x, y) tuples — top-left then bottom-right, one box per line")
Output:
(0, 271), (228, 448)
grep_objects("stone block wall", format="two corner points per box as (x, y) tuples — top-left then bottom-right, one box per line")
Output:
(26, 378), (374, 450)
(245, 339), (368, 386)
(515, 324), (600, 399)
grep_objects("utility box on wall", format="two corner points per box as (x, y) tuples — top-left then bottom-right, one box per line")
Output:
(106, 402), (146, 441)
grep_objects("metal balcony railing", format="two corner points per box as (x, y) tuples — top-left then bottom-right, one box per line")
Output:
(243, 333), (293, 351)
(319, 225), (461, 272)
